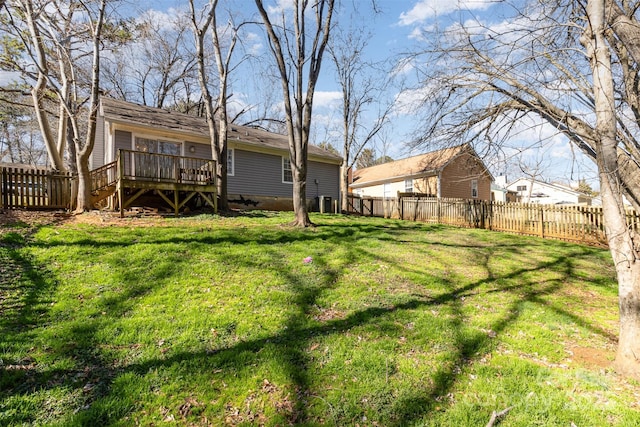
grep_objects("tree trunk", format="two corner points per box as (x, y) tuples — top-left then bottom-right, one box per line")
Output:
(73, 0), (105, 213)
(340, 163), (349, 213)
(586, 0), (640, 379)
(290, 134), (311, 226)
(217, 131), (229, 211)
(291, 167), (310, 226)
(75, 151), (92, 212)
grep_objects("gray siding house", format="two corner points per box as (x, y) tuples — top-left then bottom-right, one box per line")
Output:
(94, 98), (342, 211)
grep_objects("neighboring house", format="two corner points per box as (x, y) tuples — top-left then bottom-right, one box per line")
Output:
(349, 144), (493, 201)
(94, 97), (342, 211)
(491, 174), (518, 202)
(506, 178), (593, 205)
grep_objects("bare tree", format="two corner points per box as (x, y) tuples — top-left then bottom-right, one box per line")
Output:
(0, 90), (47, 165)
(404, 0), (640, 378)
(189, 0), (243, 211)
(101, 10), (199, 109)
(355, 147), (376, 169)
(328, 19), (391, 212)
(6, 0), (112, 210)
(17, 0), (66, 171)
(516, 153), (554, 202)
(254, 0), (335, 227)
(582, 0), (640, 380)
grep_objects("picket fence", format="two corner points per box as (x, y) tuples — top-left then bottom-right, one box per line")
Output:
(346, 194), (638, 247)
(1, 167), (75, 210)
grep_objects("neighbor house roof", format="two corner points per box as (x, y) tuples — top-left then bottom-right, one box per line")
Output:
(351, 144), (474, 188)
(99, 97), (342, 163)
(507, 178), (582, 197)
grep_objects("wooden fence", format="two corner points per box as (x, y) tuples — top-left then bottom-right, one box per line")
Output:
(1, 167), (75, 210)
(346, 194), (637, 247)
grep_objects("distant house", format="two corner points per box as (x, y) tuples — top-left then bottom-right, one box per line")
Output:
(94, 98), (342, 211)
(506, 178), (593, 205)
(491, 175), (518, 203)
(349, 144), (493, 201)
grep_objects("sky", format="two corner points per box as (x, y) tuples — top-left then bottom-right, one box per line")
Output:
(1, 0), (599, 188)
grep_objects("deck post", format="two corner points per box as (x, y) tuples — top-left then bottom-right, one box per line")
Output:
(174, 188), (179, 217)
(118, 150), (124, 218)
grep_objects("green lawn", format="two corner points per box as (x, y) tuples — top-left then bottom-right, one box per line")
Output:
(1, 211), (638, 426)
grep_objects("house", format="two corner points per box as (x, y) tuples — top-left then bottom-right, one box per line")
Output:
(349, 144), (493, 201)
(93, 97), (342, 212)
(491, 174), (518, 202)
(506, 178), (593, 205)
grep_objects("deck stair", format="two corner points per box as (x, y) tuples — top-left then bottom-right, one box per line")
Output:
(90, 160), (118, 207)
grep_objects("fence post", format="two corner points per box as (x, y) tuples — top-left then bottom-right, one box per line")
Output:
(539, 206), (544, 238)
(69, 172), (78, 210)
(1, 167), (6, 208)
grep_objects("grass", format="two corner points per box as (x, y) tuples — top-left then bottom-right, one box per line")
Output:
(1, 211), (638, 426)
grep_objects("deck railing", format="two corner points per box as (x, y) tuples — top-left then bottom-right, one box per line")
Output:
(118, 149), (216, 185)
(90, 160), (118, 192)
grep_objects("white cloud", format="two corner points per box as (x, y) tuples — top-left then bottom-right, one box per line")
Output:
(138, 8), (184, 32)
(391, 57), (416, 77)
(267, 0), (295, 14)
(312, 91), (342, 108)
(399, 0), (494, 26)
(244, 32), (263, 55)
(393, 85), (433, 115)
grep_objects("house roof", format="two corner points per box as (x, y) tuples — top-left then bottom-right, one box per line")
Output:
(506, 178), (582, 197)
(99, 97), (342, 163)
(351, 144), (479, 187)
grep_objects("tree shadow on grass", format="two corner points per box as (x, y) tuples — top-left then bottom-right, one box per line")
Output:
(0, 221), (620, 426)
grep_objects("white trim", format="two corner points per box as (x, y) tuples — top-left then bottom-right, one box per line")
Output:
(227, 148), (235, 176)
(106, 121), (114, 163)
(282, 156), (293, 184)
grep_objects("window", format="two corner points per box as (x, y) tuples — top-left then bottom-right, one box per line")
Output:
(134, 137), (182, 180)
(383, 183), (391, 198)
(405, 179), (413, 192)
(282, 157), (293, 183)
(517, 185), (527, 191)
(135, 138), (181, 155)
(471, 179), (478, 198)
(227, 148), (234, 176)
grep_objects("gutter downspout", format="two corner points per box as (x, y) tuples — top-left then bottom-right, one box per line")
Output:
(437, 170), (442, 198)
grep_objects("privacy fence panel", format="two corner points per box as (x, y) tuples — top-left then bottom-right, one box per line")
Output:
(346, 194), (635, 247)
(1, 167), (74, 210)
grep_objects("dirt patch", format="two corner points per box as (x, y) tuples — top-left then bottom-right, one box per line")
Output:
(569, 346), (614, 369)
(312, 306), (346, 322)
(0, 209), (180, 230)
(0, 209), (72, 228)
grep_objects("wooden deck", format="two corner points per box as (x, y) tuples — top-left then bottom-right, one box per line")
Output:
(92, 150), (217, 216)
